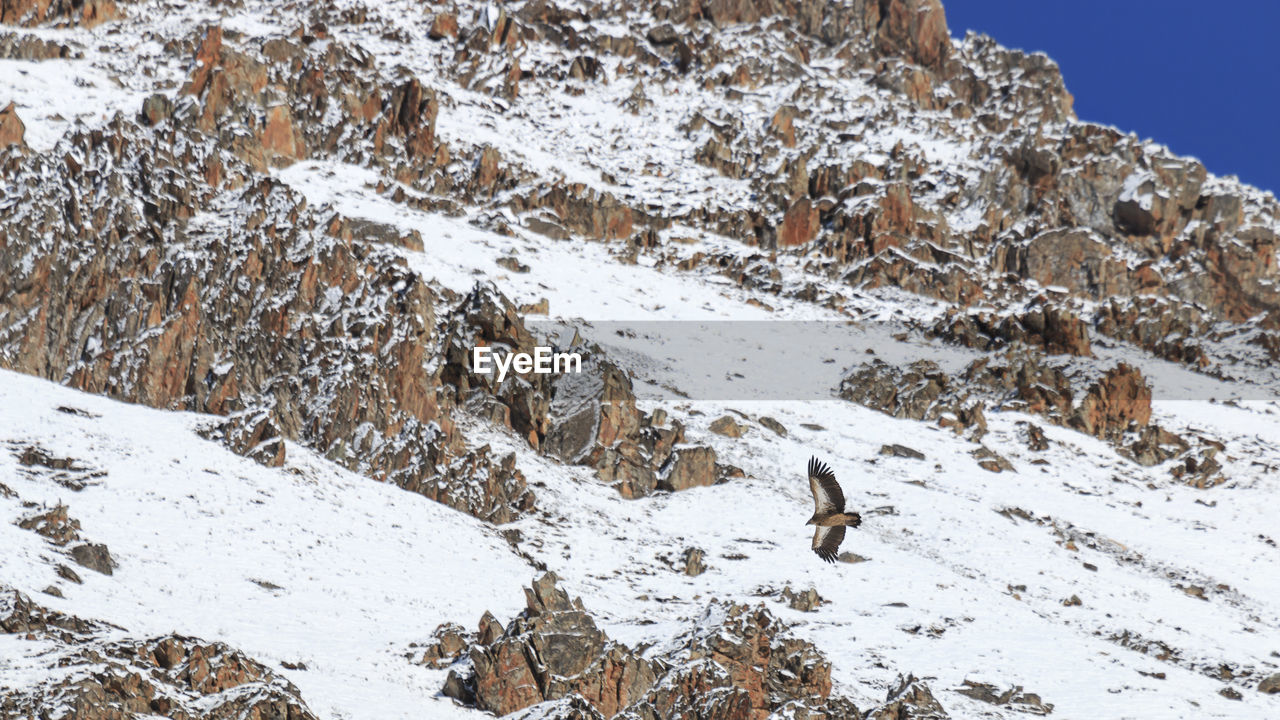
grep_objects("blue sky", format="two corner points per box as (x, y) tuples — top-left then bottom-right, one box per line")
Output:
(943, 1), (1279, 195)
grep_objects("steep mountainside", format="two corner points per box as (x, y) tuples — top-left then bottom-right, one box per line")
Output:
(2, 0), (1279, 718)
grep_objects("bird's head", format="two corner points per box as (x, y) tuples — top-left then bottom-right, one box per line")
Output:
(805, 514), (815, 526)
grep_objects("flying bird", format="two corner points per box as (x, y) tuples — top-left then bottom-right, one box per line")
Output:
(805, 457), (861, 563)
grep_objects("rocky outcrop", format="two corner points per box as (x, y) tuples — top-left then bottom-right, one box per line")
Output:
(0, 31), (80, 59)
(840, 359), (987, 439)
(69, 542), (115, 575)
(955, 679), (1053, 715)
(545, 356), (720, 498)
(438, 284), (719, 499)
(0, 0), (121, 27)
(866, 674), (949, 719)
(443, 573), (886, 719)
(0, 115), (527, 522)
(17, 503), (81, 545)
(932, 303), (1093, 357)
(446, 573), (657, 717)
(440, 0), (1280, 391)
(198, 408), (288, 467)
(0, 588), (318, 719)
(842, 353), (1224, 485)
(0, 101), (24, 149)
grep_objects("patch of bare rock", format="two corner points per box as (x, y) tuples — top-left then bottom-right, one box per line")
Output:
(0, 587), (318, 719)
(841, 352), (1226, 486)
(427, 572), (949, 719)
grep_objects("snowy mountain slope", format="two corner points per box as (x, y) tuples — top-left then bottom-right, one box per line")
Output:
(3, 0), (1280, 717)
(3, 337), (1280, 719)
(0, 370), (529, 719)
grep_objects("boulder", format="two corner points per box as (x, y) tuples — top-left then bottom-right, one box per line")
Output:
(69, 543), (115, 576)
(0, 102), (24, 149)
(709, 415), (744, 437)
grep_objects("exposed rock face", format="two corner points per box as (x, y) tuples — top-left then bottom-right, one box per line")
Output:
(0, 101), (24, 148)
(543, 352), (718, 498)
(709, 414), (744, 437)
(779, 585), (826, 612)
(417, 622), (472, 669)
(842, 353), (1223, 485)
(865, 674), (949, 719)
(955, 679), (1053, 715)
(198, 408), (288, 467)
(449, 573), (657, 717)
(69, 542), (115, 575)
(681, 546), (707, 576)
(932, 303), (1093, 357)
(840, 359), (987, 439)
(422, 0), (1280, 390)
(17, 503), (81, 545)
(437, 285), (718, 499)
(0, 80), (529, 522)
(440, 283), (554, 450)
(0, 587), (318, 719)
(0, 32), (80, 60)
(445, 573), (880, 719)
(0, 0), (121, 27)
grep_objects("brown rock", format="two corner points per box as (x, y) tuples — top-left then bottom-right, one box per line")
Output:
(428, 12), (459, 40)
(419, 623), (471, 668)
(496, 255), (530, 273)
(1072, 363), (1152, 439)
(262, 104), (304, 163)
(971, 446), (1013, 473)
(865, 674), (948, 719)
(1019, 229), (1116, 298)
(1, 589), (319, 719)
(659, 446), (719, 491)
(955, 679), (1053, 715)
(139, 93), (172, 126)
(682, 547), (706, 576)
(841, 359), (987, 440)
(780, 585), (825, 612)
(467, 573), (657, 717)
(69, 543), (115, 575)
(709, 415), (743, 437)
(17, 504), (81, 546)
(779, 197), (820, 246)
(880, 443), (925, 460)
(450, 576), (851, 719)
(0, 102), (25, 149)
(875, 0), (951, 72)
(0, 0), (118, 27)
(758, 416), (787, 437)
(198, 408), (287, 467)
(769, 106), (798, 147)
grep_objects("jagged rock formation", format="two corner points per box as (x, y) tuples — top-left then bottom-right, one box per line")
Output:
(2, 0), (1271, 517)
(439, 284), (721, 498)
(0, 0), (120, 27)
(841, 352), (1226, 485)
(439, 573), (946, 719)
(0, 587), (318, 719)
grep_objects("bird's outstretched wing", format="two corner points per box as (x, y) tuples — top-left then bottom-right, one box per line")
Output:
(807, 457), (844, 514)
(812, 525), (845, 563)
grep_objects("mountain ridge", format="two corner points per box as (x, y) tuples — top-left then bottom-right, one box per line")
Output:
(2, 0), (1279, 717)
